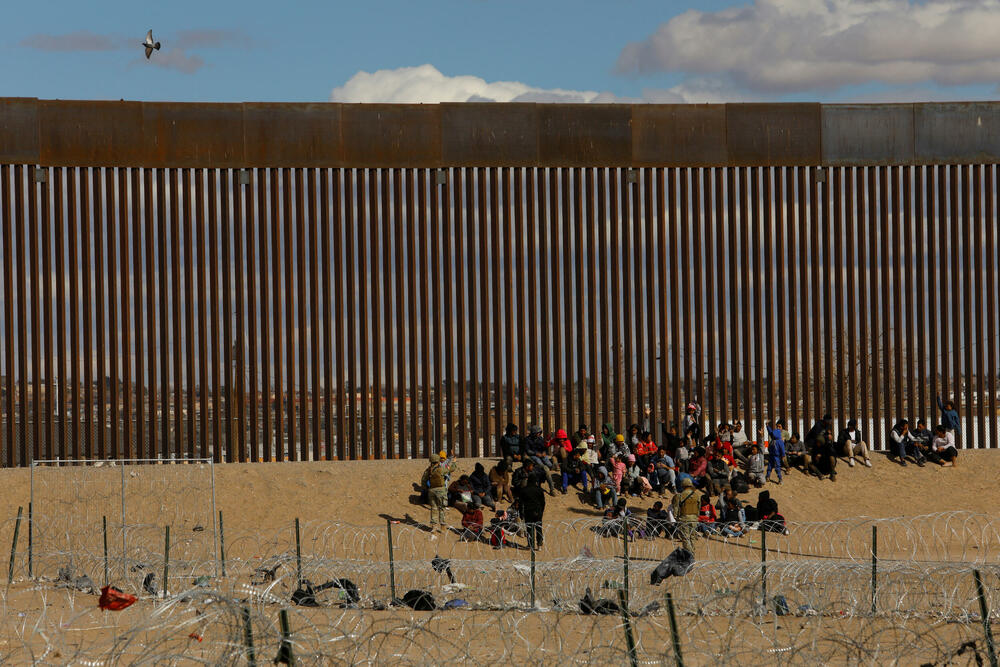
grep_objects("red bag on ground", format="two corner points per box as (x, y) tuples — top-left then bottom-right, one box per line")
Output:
(99, 586), (137, 611)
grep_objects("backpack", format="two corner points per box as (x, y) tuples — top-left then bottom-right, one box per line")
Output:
(731, 472), (750, 494)
(402, 589), (436, 611)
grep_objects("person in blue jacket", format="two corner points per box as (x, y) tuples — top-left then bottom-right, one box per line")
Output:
(759, 420), (786, 484)
(937, 395), (961, 443)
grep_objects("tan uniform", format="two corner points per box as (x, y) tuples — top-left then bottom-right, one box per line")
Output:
(671, 487), (701, 555)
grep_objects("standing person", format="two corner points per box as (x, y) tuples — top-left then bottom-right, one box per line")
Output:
(424, 453), (448, 533)
(930, 424), (959, 467)
(670, 477), (701, 555)
(519, 476), (546, 550)
(682, 400), (702, 441)
(838, 419), (872, 468)
(937, 395), (962, 445)
(760, 420), (785, 484)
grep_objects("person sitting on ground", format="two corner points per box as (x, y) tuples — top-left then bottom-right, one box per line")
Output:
(706, 452), (730, 496)
(448, 474), (478, 508)
(499, 423), (523, 465)
(717, 491), (747, 538)
(888, 419), (913, 467)
(807, 428), (838, 481)
(687, 446), (713, 490)
(708, 429), (737, 468)
(650, 447), (677, 495)
(592, 466), (619, 510)
(730, 420), (750, 464)
(660, 421), (683, 457)
(784, 433), (807, 470)
(582, 435), (601, 467)
(549, 428), (574, 466)
(611, 433), (630, 460)
(674, 435), (691, 473)
(838, 419), (872, 468)
(646, 500), (675, 538)
(562, 447), (590, 493)
(600, 422), (617, 453)
(469, 462), (497, 510)
(625, 454), (653, 497)
(570, 424), (590, 450)
(626, 423), (643, 451)
(460, 505), (484, 541)
(489, 460), (513, 503)
(930, 424), (959, 467)
(937, 395), (962, 443)
(636, 431), (658, 468)
(910, 419), (933, 463)
(599, 498), (633, 537)
(745, 443), (766, 488)
(805, 413), (833, 449)
(697, 493), (718, 535)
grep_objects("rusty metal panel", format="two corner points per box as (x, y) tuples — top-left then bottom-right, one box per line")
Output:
(0, 98), (39, 163)
(320, 169), (334, 460)
(308, 169), (322, 460)
(914, 167), (927, 426)
(431, 169), (444, 457)
(221, 169), (236, 462)
(14, 166), (30, 464)
(169, 169), (183, 461)
(332, 169), (346, 460)
(727, 103), (821, 166)
(632, 105), (727, 167)
(295, 168), (309, 461)
(67, 170), (80, 459)
(342, 105), (441, 167)
(256, 169), (270, 461)
(233, 168), (248, 461)
(478, 168), (492, 453)
(367, 169), (381, 459)
(1, 165), (13, 466)
(822, 105), (914, 166)
(514, 168), (528, 433)
(183, 170), (198, 460)
(986, 165), (998, 448)
(456, 168), (471, 457)
(243, 103), (342, 167)
(79, 169), (94, 461)
(441, 104), (539, 166)
(540, 168), (553, 432)
(53, 169), (68, 459)
(393, 169), (408, 459)
(703, 169), (718, 430)
(143, 103), (244, 168)
(40, 169), (54, 459)
(419, 169), (432, 458)
(39, 101), (143, 166)
(144, 169), (159, 461)
(283, 169), (297, 461)
(915, 103), (1000, 164)
(539, 106), (631, 167)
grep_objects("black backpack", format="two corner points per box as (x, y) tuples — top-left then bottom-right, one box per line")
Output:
(402, 589), (436, 611)
(731, 472), (750, 494)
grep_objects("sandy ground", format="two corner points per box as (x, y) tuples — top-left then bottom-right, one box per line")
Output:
(0, 449), (997, 665)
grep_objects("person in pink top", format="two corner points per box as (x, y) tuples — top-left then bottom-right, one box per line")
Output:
(609, 454), (627, 493)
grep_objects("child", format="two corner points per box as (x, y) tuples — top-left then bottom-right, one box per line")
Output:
(697, 493), (718, 535)
(746, 444), (766, 488)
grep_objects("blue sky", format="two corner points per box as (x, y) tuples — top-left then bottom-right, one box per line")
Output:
(4, 0), (1000, 104)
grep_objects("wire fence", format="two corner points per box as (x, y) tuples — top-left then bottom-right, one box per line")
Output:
(3, 510), (1000, 664)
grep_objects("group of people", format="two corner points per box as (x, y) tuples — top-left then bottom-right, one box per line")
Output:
(417, 395), (963, 552)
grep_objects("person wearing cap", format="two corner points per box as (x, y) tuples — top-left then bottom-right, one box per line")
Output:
(838, 418), (872, 468)
(612, 433), (630, 460)
(499, 423), (523, 466)
(670, 477), (701, 555)
(424, 453), (448, 532)
(438, 449), (457, 485)
(581, 435), (600, 467)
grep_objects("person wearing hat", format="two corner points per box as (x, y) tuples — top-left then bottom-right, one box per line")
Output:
(581, 435), (600, 467)
(670, 477), (701, 555)
(612, 433), (629, 460)
(682, 400), (702, 440)
(424, 453), (449, 532)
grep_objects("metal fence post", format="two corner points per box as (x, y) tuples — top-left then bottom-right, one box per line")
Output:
(618, 588), (638, 667)
(275, 608), (296, 666)
(386, 519), (396, 602)
(102, 515), (109, 586)
(27, 502), (32, 578)
(294, 518), (302, 584)
(761, 527), (767, 606)
(974, 569), (998, 667)
(8, 506), (23, 584)
(162, 525), (170, 597)
(120, 462), (126, 578)
(242, 606), (257, 667)
(219, 511), (226, 578)
(666, 590), (685, 667)
(529, 527), (536, 609)
(871, 525), (878, 616)
(622, 519), (630, 609)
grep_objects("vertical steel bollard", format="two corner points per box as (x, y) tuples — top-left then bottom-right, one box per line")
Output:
(275, 608), (296, 666)
(219, 511), (226, 578)
(162, 525), (170, 597)
(241, 606), (257, 667)
(761, 527), (767, 606)
(618, 588), (638, 667)
(294, 518), (302, 585)
(871, 525), (878, 616)
(529, 527), (536, 609)
(102, 515), (109, 586)
(386, 519), (397, 602)
(974, 569), (999, 667)
(666, 591), (685, 667)
(8, 506), (23, 584)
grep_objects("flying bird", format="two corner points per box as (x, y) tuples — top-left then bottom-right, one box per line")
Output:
(142, 29), (161, 59)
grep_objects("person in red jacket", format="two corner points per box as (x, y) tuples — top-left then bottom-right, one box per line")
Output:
(697, 493), (718, 535)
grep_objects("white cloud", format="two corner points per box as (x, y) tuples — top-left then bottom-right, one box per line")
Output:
(616, 0), (1000, 93)
(330, 63), (734, 104)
